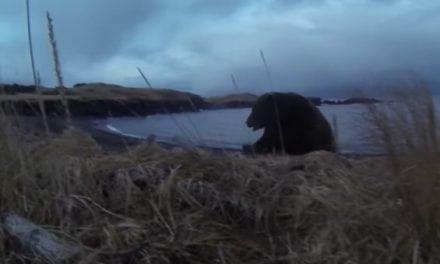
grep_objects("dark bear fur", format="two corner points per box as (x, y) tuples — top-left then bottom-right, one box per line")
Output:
(245, 92), (335, 155)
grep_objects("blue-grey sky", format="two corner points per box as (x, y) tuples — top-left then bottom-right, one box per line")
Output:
(0, 0), (439, 96)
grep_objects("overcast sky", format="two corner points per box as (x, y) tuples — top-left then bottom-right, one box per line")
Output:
(0, 0), (439, 96)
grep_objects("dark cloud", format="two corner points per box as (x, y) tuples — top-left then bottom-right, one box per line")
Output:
(39, 1), (159, 61)
(1, 0), (440, 96)
(272, 0), (326, 8)
(188, 0), (252, 16)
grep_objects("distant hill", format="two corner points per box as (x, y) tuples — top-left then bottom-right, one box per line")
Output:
(323, 97), (380, 105)
(0, 83), (381, 117)
(69, 83), (204, 101)
(0, 83), (208, 117)
(206, 93), (324, 108)
(207, 93), (258, 108)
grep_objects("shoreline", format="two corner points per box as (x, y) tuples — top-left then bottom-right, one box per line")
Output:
(76, 118), (382, 158)
(12, 115), (383, 158)
(73, 117), (147, 151)
(76, 118), (245, 153)
(19, 115), (243, 153)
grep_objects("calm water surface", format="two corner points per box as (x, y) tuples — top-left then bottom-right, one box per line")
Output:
(97, 104), (382, 155)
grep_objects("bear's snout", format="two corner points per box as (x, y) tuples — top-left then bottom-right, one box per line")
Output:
(246, 116), (263, 131)
(246, 117), (253, 127)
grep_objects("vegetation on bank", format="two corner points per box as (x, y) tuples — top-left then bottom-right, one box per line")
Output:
(1, 82), (440, 263)
(0, 115), (399, 263)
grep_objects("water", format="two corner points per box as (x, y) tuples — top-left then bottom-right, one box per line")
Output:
(103, 108), (261, 150)
(97, 104), (382, 155)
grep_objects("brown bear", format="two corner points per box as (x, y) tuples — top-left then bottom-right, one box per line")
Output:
(244, 92), (335, 155)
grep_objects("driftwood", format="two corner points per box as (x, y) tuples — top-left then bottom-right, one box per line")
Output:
(1, 212), (80, 262)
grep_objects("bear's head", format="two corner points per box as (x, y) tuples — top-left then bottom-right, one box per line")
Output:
(246, 92), (315, 131)
(246, 93), (275, 130)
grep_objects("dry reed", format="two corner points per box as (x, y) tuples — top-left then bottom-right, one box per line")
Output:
(26, 0), (49, 135)
(0, 113), (419, 263)
(47, 11), (71, 125)
(364, 82), (440, 262)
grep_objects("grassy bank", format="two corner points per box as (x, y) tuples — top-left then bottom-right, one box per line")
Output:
(0, 111), (430, 263)
(3, 83), (440, 263)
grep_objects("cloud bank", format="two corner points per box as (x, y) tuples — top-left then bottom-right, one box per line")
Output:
(0, 0), (439, 96)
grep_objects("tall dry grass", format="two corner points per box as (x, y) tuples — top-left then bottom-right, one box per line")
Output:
(3, 81), (440, 262)
(47, 11), (71, 125)
(260, 49), (286, 154)
(0, 105), (421, 263)
(364, 82), (440, 262)
(26, 0), (49, 135)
